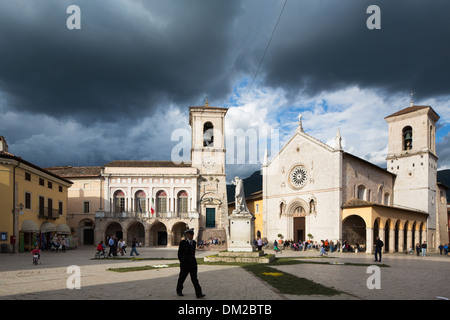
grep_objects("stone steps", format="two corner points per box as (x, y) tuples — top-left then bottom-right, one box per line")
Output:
(197, 228), (227, 250)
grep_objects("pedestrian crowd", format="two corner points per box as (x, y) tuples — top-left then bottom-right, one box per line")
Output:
(96, 235), (141, 257)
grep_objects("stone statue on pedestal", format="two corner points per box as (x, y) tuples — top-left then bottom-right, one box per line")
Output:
(228, 176), (254, 252)
(232, 176), (249, 214)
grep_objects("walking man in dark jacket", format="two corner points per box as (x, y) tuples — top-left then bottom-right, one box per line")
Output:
(176, 228), (205, 298)
(374, 236), (384, 262)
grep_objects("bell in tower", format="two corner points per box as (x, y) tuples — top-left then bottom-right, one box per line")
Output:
(403, 126), (413, 150)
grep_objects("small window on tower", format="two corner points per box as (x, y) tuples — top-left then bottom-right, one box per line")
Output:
(403, 126), (413, 150)
(203, 122), (214, 147)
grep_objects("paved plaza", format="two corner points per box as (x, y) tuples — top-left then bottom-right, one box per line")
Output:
(0, 245), (449, 301)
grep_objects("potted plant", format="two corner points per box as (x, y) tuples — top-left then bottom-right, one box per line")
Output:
(277, 234), (284, 244)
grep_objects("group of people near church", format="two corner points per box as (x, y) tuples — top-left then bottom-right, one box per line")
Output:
(270, 238), (365, 254)
(276, 239), (340, 252)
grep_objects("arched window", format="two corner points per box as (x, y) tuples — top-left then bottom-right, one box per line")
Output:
(177, 191), (188, 215)
(135, 190), (146, 213)
(403, 126), (413, 150)
(156, 191), (167, 215)
(384, 192), (390, 206)
(378, 186), (383, 204)
(357, 185), (366, 200)
(114, 191), (125, 213)
(203, 121), (214, 147)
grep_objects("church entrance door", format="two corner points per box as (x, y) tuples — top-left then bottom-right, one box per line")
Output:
(293, 217), (305, 243)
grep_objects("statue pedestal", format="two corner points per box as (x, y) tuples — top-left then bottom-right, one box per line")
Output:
(228, 211), (255, 252)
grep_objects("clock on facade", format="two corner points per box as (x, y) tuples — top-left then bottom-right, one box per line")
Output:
(202, 156), (215, 169)
(289, 165), (308, 188)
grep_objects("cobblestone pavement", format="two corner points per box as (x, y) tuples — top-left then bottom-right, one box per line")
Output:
(1, 246), (449, 301)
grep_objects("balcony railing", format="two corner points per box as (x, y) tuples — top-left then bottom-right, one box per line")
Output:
(96, 211), (198, 219)
(38, 208), (61, 219)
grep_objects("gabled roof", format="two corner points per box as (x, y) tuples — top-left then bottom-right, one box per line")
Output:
(384, 105), (439, 121)
(266, 129), (335, 167)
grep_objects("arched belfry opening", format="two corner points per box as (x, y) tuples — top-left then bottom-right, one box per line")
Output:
(403, 126), (413, 150)
(203, 121), (214, 147)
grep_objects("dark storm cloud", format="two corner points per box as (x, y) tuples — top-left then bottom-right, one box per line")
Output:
(259, 0), (450, 100)
(0, 0), (242, 123)
(2, 0), (449, 124)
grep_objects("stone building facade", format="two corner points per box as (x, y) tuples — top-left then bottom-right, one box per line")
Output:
(263, 104), (448, 253)
(47, 101), (229, 248)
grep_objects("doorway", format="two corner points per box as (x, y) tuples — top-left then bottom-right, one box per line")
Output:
(83, 228), (94, 245)
(158, 231), (167, 245)
(206, 208), (216, 228)
(293, 217), (305, 243)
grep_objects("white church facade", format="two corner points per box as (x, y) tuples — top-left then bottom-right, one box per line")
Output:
(262, 103), (448, 253)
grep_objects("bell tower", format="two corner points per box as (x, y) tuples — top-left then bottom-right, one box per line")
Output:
(189, 99), (229, 235)
(385, 101), (439, 220)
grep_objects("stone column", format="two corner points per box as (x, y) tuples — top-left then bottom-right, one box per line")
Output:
(407, 230), (412, 252)
(415, 229), (420, 248)
(168, 231), (174, 247)
(389, 228), (395, 253)
(366, 227), (373, 254)
(379, 227), (385, 243)
(398, 229), (404, 253)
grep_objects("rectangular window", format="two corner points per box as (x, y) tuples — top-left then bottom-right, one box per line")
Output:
(39, 196), (45, 215)
(59, 202), (63, 215)
(83, 201), (90, 213)
(25, 172), (31, 181)
(48, 198), (53, 216)
(178, 197), (188, 214)
(157, 197), (167, 214)
(59, 186), (63, 192)
(48, 181), (52, 189)
(115, 197), (125, 213)
(39, 178), (44, 186)
(25, 192), (31, 209)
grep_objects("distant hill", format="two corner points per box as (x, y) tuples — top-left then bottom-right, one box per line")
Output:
(227, 169), (450, 203)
